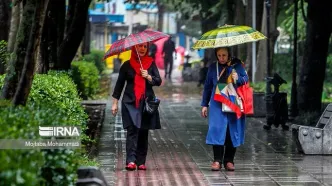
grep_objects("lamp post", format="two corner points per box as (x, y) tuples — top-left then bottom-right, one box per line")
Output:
(263, 0), (272, 130)
(290, 0), (298, 117)
(265, 0), (271, 94)
(252, 0), (256, 83)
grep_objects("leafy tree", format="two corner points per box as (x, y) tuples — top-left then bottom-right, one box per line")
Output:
(280, 0), (307, 41)
(1, 0), (37, 100)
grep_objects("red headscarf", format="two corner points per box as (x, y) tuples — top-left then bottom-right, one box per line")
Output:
(129, 45), (153, 108)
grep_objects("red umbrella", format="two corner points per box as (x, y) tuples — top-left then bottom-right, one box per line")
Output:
(154, 37), (168, 69)
(103, 29), (169, 67)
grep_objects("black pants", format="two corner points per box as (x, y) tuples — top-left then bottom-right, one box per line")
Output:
(164, 56), (173, 78)
(126, 125), (149, 165)
(213, 126), (236, 165)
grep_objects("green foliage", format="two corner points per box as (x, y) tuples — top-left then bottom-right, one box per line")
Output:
(326, 54), (332, 82)
(76, 154), (100, 167)
(0, 104), (44, 185)
(28, 71), (88, 126)
(280, 1), (307, 41)
(0, 72), (98, 185)
(0, 74), (4, 86)
(0, 99), (11, 108)
(0, 40), (9, 66)
(252, 81), (332, 103)
(0, 104), (76, 185)
(270, 53), (332, 102)
(273, 53), (294, 81)
(71, 61), (100, 100)
(81, 50), (106, 74)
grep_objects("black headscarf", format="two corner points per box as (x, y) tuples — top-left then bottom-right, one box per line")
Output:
(215, 47), (242, 83)
(214, 47), (242, 66)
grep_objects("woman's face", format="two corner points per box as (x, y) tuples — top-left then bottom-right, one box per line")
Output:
(216, 48), (229, 64)
(136, 43), (148, 57)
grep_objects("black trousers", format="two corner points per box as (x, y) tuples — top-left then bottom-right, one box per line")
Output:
(213, 126), (236, 165)
(126, 125), (149, 165)
(164, 56), (173, 78)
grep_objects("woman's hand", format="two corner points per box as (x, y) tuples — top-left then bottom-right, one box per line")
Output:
(111, 99), (118, 116)
(141, 69), (149, 78)
(201, 107), (208, 118)
(231, 71), (238, 81)
(141, 69), (152, 81)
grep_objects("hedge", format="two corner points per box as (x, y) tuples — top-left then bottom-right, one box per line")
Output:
(0, 72), (98, 185)
(81, 50), (105, 74)
(71, 61), (100, 100)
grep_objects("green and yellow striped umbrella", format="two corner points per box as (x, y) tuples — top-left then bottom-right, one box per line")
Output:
(192, 25), (266, 49)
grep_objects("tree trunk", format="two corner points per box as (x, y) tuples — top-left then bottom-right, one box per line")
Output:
(246, 0), (264, 81)
(157, 0), (164, 32)
(255, 0), (280, 81)
(0, 0), (10, 41)
(57, 0), (65, 50)
(35, 0), (50, 73)
(45, 0), (65, 70)
(65, 0), (77, 37)
(82, 13), (91, 55)
(57, 0), (92, 70)
(233, 0), (246, 59)
(1, 0), (35, 100)
(255, 0), (264, 34)
(269, 0), (280, 74)
(0, 0), (10, 74)
(7, 0), (21, 53)
(245, 1), (253, 79)
(13, 0), (45, 105)
(200, 0), (224, 66)
(298, 0), (332, 113)
(255, 6), (267, 82)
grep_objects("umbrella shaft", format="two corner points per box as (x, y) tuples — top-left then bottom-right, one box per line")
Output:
(134, 45), (143, 69)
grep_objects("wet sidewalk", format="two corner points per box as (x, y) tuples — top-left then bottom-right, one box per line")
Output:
(97, 70), (332, 186)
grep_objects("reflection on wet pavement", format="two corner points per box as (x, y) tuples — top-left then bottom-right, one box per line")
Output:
(98, 72), (332, 186)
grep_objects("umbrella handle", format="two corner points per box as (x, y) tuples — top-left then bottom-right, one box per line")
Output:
(134, 45), (143, 69)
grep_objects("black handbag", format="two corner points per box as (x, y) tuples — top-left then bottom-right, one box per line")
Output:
(144, 96), (160, 114)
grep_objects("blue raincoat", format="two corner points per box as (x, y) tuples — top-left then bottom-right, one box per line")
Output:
(201, 61), (248, 147)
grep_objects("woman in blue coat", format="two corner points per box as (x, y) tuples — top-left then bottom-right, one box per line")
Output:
(201, 47), (248, 171)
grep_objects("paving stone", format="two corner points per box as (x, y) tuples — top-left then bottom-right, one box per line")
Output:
(96, 72), (332, 186)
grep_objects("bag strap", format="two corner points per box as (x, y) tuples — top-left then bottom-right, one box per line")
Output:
(216, 62), (226, 81)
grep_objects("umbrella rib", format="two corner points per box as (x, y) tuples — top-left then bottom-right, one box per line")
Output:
(103, 29), (169, 59)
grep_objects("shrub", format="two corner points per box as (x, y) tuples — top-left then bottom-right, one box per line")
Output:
(0, 103), (99, 185)
(0, 40), (9, 66)
(272, 53), (293, 81)
(326, 54), (332, 82)
(0, 104), (74, 185)
(82, 50), (105, 74)
(71, 61), (100, 100)
(29, 71), (88, 126)
(1, 71), (88, 131)
(0, 71), (97, 185)
(0, 74), (4, 86)
(252, 81), (332, 103)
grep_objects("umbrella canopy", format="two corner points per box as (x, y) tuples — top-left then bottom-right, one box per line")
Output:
(154, 37), (168, 69)
(103, 29), (169, 60)
(192, 25), (266, 49)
